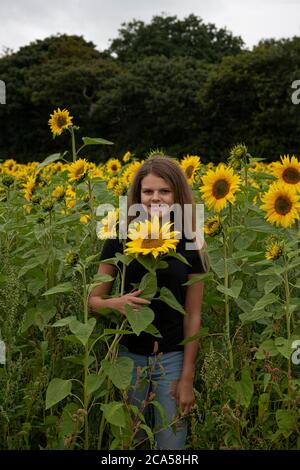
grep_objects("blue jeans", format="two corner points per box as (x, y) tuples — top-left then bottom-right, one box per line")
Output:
(118, 350), (187, 450)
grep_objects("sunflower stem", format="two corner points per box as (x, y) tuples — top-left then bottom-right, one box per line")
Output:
(47, 210), (55, 290)
(80, 262), (90, 449)
(244, 156), (249, 214)
(97, 258), (128, 449)
(283, 254), (292, 407)
(223, 227), (234, 377)
(87, 179), (97, 247)
(71, 127), (77, 162)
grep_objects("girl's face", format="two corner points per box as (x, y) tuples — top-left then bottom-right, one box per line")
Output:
(140, 173), (175, 219)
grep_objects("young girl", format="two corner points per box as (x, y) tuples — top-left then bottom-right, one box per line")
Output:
(88, 155), (207, 450)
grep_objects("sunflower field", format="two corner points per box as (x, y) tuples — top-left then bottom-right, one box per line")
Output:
(0, 109), (300, 450)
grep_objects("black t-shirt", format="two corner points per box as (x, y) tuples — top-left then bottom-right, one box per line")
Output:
(99, 235), (205, 355)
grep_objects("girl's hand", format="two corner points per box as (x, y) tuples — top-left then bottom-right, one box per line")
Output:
(110, 289), (151, 315)
(174, 379), (195, 416)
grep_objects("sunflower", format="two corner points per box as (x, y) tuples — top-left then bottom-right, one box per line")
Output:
(271, 155), (300, 193)
(180, 155), (201, 184)
(204, 215), (222, 237)
(264, 236), (284, 261)
(260, 182), (300, 228)
(106, 159), (122, 175)
(3, 159), (17, 171)
(228, 143), (248, 170)
(123, 151), (132, 163)
(124, 215), (180, 259)
(80, 214), (91, 224)
(97, 209), (119, 240)
(68, 159), (89, 183)
(121, 161), (143, 185)
(65, 186), (76, 209)
(52, 185), (65, 201)
(89, 165), (105, 180)
(200, 164), (241, 212)
(22, 175), (36, 201)
(107, 176), (120, 191)
(113, 180), (128, 196)
(48, 108), (73, 137)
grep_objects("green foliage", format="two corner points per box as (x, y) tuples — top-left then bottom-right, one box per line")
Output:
(1, 19), (299, 162)
(106, 14), (244, 63)
(198, 37), (300, 161)
(46, 378), (72, 410)
(0, 34), (119, 162)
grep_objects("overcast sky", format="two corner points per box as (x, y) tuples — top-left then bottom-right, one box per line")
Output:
(1, 0), (300, 54)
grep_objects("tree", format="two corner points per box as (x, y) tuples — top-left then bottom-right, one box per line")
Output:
(106, 14), (244, 64)
(197, 38), (300, 161)
(90, 55), (213, 156)
(0, 35), (119, 162)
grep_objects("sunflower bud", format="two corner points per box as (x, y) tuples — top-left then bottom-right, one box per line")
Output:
(52, 186), (66, 201)
(41, 197), (54, 212)
(65, 251), (79, 267)
(2, 174), (14, 188)
(228, 144), (248, 170)
(264, 235), (284, 261)
(204, 215), (222, 237)
(31, 194), (42, 205)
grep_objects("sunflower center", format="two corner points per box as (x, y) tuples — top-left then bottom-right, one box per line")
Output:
(185, 165), (194, 179)
(141, 238), (163, 249)
(275, 195), (292, 215)
(212, 179), (230, 199)
(57, 116), (67, 128)
(282, 168), (300, 184)
(209, 221), (218, 230)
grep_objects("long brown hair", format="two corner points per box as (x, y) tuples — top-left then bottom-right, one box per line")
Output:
(127, 155), (209, 272)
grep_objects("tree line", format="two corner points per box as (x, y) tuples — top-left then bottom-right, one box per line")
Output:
(0, 14), (299, 163)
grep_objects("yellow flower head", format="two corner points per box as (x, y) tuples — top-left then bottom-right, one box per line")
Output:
(52, 185), (66, 201)
(124, 216), (180, 259)
(107, 176), (120, 191)
(264, 236), (284, 261)
(80, 214), (91, 224)
(3, 159), (17, 171)
(121, 160), (143, 185)
(106, 158), (122, 176)
(204, 215), (222, 237)
(68, 159), (89, 183)
(65, 186), (76, 209)
(48, 108), (73, 137)
(180, 155), (201, 184)
(113, 180), (128, 196)
(271, 155), (300, 193)
(89, 165), (105, 180)
(22, 175), (36, 201)
(200, 164), (241, 212)
(123, 151), (132, 163)
(260, 181), (300, 228)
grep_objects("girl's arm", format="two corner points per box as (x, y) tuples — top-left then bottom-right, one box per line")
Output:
(175, 276), (204, 415)
(88, 263), (150, 315)
(88, 263), (117, 314)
